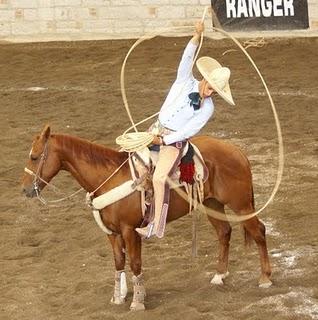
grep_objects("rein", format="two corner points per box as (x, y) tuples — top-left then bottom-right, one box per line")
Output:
(88, 153), (133, 197)
(24, 140), (133, 205)
(25, 166), (85, 205)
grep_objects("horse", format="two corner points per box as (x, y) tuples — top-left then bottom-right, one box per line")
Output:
(21, 124), (272, 311)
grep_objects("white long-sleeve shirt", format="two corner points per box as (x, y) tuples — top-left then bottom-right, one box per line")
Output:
(159, 41), (214, 145)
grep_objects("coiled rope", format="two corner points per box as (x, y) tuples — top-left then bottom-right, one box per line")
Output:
(116, 7), (284, 222)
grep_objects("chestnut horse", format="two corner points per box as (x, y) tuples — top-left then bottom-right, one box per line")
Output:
(22, 125), (272, 311)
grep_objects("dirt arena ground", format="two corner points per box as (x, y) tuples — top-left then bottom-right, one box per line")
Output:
(0, 36), (317, 320)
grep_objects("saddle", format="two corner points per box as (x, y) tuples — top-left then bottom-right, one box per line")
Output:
(128, 142), (209, 224)
(130, 142), (208, 185)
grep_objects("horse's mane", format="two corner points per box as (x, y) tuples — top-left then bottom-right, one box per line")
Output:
(53, 134), (128, 167)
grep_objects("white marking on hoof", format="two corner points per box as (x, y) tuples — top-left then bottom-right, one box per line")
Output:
(259, 279), (273, 288)
(120, 272), (128, 299)
(210, 272), (229, 285)
(130, 301), (145, 311)
(110, 296), (126, 304)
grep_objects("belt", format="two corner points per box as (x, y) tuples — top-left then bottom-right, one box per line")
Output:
(162, 125), (176, 132)
(149, 120), (176, 136)
(158, 120), (176, 133)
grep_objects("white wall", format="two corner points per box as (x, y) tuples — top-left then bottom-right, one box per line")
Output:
(0, 0), (317, 42)
(308, 0), (318, 29)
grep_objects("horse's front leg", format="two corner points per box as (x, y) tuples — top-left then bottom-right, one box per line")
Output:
(108, 234), (128, 304)
(122, 227), (146, 311)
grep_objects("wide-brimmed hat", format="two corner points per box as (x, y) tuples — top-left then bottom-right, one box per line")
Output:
(196, 57), (235, 106)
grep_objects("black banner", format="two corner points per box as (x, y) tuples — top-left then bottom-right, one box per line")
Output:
(211, 0), (309, 31)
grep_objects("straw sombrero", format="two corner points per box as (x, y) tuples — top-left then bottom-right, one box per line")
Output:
(196, 57), (235, 106)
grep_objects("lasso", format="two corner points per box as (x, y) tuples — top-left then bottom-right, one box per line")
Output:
(116, 7), (284, 222)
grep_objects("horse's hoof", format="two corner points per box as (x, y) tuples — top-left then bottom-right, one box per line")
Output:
(210, 271), (229, 285)
(130, 301), (145, 311)
(110, 296), (126, 304)
(259, 279), (272, 288)
(258, 276), (272, 288)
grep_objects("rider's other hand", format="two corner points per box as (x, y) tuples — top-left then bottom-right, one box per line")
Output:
(152, 135), (163, 145)
(195, 21), (204, 35)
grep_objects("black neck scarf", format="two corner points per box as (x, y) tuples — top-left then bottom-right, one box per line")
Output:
(188, 92), (202, 110)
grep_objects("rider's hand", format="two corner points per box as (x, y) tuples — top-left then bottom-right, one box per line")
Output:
(195, 21), (204, 35)
(152, 135), (163, 145)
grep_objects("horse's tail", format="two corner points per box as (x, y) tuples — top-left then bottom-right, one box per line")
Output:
(243, 185), (255, 247)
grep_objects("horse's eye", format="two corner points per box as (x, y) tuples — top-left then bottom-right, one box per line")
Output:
(30, 154), (38, 161)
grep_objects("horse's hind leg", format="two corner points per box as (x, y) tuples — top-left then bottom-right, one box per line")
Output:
(205, 199), (232, 285)
(241, 214), (272, 288)
(108, 234), (128, 304)
(122, 227), (146, 311)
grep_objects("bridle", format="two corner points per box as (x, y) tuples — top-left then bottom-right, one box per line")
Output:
(24, 141), (54, 204)
(24, 140), (84, 205)
(32, 142), (48, 196)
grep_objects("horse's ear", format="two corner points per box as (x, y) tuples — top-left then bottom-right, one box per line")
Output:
(40, 124), (51, 141)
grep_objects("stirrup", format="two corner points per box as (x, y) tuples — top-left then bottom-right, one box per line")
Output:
(135, 223), (155, 239)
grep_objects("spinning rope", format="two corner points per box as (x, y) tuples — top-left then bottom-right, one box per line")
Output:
(116, 7), (284, 222)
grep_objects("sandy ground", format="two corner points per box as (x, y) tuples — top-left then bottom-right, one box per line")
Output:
(0, 36), (317, 320)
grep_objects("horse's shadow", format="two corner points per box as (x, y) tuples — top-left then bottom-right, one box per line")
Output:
(143, 288), (184, 310)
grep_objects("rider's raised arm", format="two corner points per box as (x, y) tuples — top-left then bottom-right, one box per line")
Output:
(175, 21), (204, 83)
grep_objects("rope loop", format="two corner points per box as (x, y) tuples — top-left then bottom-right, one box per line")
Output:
(116, 6), (284, 222)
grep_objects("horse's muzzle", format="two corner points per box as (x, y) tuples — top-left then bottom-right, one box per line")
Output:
(22, 185), (37, 198)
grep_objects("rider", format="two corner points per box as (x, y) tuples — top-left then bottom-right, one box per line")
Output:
(135, 21), (235, 239)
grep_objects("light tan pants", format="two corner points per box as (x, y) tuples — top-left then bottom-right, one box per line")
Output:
(152, 145), (182, 237)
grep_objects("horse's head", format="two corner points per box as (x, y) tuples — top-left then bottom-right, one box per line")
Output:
(22, 125), (61, 198)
